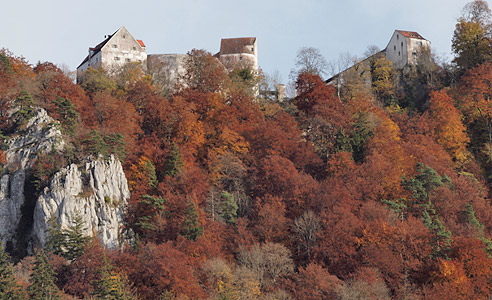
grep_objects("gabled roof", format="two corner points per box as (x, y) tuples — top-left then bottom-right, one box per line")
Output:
(396, 30), (426, 40)
(77, 26), (146, 70)
(219, 37), (256, 55)
(77, 29), (117, 69)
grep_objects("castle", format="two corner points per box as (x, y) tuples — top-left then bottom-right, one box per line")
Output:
(76, 26), (258, 86)
(326, 30), (431, 84)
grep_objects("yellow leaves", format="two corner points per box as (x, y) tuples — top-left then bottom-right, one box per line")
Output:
(216, 127), (250, 155)
(436, 259), (468, 286)
(429, 90), (470, 165)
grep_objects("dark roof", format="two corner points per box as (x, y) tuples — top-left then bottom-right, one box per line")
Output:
(219, 37), (256, 55)
(77, 32), (114, 69)
(397, 30), (426, 40)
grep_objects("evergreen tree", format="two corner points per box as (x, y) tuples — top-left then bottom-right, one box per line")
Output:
(12, 90), (35, 128)
(163, 142), (184, 177)
(0, 247), (26, 300)
(27, 250), (60, 300)
(219, 191), (238, 224)
(45, 212), (89, 260)
(92, 257), (134, 300)
(83, 130), (109, 157)
(64, 212), (89, 260)
(179, 201), (203, 241)
(52, 97), (79, 136)
(422, 208), (452, 259)
(45, 215), (65, 257)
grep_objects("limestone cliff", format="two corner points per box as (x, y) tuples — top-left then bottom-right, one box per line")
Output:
(33, 155), (129, 249)
(0, 108), (129, 254)
(0, 108), (64, 247)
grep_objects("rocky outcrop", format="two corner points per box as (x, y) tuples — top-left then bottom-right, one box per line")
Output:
(5, 108), (65, 169)
(33, 155), (130, 249)
(0, 108), (64, 246)
(0, 108), (130, 254)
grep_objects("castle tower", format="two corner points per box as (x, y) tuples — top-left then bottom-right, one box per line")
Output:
(215, 37), (258, 72)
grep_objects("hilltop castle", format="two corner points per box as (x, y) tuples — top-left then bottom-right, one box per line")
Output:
(76, 26), (258, 86)
(326, 30), (431, 84)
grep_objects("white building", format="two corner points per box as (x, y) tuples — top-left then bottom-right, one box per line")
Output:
(384, 30), (431, 68)
(77, 26), (147, 79)
(326, 29), (431, 85)
(215, 37), (258, 72)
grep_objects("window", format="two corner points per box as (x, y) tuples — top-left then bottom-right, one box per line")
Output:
(239, 56), (243, 60)
(113, 44), (117, 48)
(126, 58), (131, 62)
(133, 47), (136, 50)
(122, 35), (126, 39)
(115, 56), (120, 61)
(394, 45), (396, 51)
(397, 34), (399, 39)
(398, 51), (401, 56)
(401, 42), (403, 47)
(251, 48), (254, 52)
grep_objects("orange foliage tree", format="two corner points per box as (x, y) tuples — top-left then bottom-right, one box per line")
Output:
(429, 90), (470, 164)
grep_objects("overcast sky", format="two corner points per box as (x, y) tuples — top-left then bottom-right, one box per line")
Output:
(1, 0), (473, 83)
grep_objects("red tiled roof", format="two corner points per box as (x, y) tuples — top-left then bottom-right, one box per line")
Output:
(219, 37), (256, 55)
(137, 40), (146, 47)
(397, 30), (426, 40)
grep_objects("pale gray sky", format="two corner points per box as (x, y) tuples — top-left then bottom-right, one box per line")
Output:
(0, 0), (473, 83)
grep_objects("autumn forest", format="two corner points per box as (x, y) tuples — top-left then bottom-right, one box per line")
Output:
(2, 1), (492, 299)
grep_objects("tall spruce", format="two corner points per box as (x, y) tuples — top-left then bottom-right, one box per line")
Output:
(28, 250), (60, 300)
(0, 247), (26, 300)
(179, 200), (203, 241)
(92, 257), (134, 300)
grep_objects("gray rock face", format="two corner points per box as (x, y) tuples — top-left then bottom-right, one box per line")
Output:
(33, 155), (129, 249)
(0, 108), (130, 253)
(5, 108), (65, 169)
(0, 108), (64, 247)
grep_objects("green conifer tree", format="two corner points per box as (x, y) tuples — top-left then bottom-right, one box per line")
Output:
(0, 247), (26, 300)
(64, 212), (89, 260)
(12, 90), (35, 128)
(219, 191), (238, 224)
(163, 142), (184, 177)
(27, 250), (60, 300)
(45, 215), (65, 257)
(52, 97), (79, 136)
(180, 201), (203, 241)
(92, 257), (134, 300)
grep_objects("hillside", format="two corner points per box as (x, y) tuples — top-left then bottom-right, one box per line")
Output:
(2, 1), (492, 299)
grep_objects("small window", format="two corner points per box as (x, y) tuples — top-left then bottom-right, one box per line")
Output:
(239, 56), (243, 60)
(251, 48), (254, 52)
(394, 45), (396, 51)
(96, 58), (98, 62)
(126, 58), (131, 62)
(397, 34), (399, 39)
(401, 42), (403, 47)
(398, 51), (401, 56)
(113, 44), (117, 48)
(419, 42), (423, 46)
(138, 60), (142, 63)
(122, 35), (126, 39)
(115, 56), (120, 61)
(133, 47), (136, 50)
